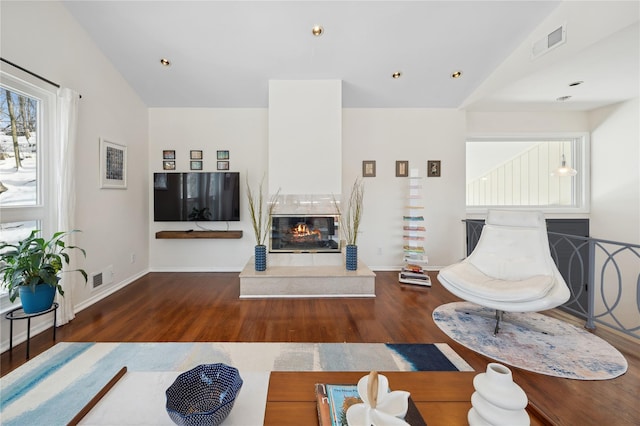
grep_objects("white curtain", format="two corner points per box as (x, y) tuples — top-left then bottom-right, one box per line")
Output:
(55, 87), (80, 326)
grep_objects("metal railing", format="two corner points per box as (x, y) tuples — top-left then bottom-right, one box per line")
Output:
(464, 220), (640, 339)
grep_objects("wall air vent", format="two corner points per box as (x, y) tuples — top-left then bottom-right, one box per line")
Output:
(531, 23), (566, 59)
(92, 272), (103, 288)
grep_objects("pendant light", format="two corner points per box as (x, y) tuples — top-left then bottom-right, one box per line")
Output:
(552, 151), (577, 177)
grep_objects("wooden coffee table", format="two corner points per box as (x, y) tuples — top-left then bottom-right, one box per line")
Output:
(264, 371), (555, 425)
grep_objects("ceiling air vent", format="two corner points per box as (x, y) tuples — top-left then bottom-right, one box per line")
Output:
(531, 23), (566, 59)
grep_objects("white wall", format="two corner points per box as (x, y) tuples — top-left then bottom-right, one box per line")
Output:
(269, 80), (342, 195)
(1, 1), (149, 350)
(149, 108), (467, 271)
(466, 111), (590, 134)
(588, 98), (640, 244)
(589, 98), (639, 329)
(148, 108), (267, 271)
(343, 109), (467, 269)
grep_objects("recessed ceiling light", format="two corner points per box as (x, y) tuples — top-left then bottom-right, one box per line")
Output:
(312, 25), (324, 36)
(568, 80), (584, 87)
(451, 70), (463, 79)
(160, 58), (171, 67)
(392, 71), (402, 79)
(556, 95), (572, 102)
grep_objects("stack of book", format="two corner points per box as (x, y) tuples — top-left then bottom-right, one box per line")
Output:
(315, 382), (426, 426)
(398, 263), (431, 287)
(399, 168), (431, 288)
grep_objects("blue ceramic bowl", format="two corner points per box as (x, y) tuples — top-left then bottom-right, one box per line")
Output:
(165, 363), (243, 426)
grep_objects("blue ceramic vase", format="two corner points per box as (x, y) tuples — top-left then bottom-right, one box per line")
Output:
(255, 245), (267, 271)
(346, 244), (358, 271)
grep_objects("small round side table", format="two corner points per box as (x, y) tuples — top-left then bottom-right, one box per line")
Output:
(4, 302), (59, 359)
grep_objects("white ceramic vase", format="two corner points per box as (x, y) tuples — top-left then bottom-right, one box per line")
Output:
(468, 363), (530, 426)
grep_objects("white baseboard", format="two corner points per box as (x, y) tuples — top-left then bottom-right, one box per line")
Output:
(148, 267), (243, 272)
(74, 268), (150, 313)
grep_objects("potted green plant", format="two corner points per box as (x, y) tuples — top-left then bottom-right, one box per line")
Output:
(246, 178), (279, 271)
(333, 178), (364, 270)
(0, 229), (87, 313)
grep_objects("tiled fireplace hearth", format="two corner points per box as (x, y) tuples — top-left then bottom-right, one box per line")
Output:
(239, 253), (376, 298)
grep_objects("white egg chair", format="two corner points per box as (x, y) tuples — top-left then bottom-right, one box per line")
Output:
(438, 210), (570, 334)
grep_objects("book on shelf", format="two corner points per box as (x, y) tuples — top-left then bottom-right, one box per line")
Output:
(403, 225), (426, 231)
(403, 215), (424, 221)
(315, 383), (427, 426)
(403, 263), (424, 273)
(404, 254), (429, 264)
(403, 245), (425, 253)
(403, 235), (425, 241)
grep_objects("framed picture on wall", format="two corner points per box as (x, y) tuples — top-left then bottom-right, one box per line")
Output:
(217, 161), (229, 170)
(362, 160), (376, 177)
(396, 161), (409, 177)
(163, 160), (176, 170)
(100, 138), (127, 189)
(428, 160), (441, 177)
(163, 150), (175, 160)
(217, 150), (229, 160)
(190, 150), (203, 160)
(190, 160), (203, 170)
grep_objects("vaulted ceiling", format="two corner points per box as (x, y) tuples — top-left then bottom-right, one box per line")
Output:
(63, 1), (639, 111)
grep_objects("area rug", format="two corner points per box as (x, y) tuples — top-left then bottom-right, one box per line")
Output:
(433, 301), (628, 380)
(0, 342), (472, 426)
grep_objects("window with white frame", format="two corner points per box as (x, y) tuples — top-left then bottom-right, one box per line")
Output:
(0, 70), (57, 297)
(466, 135), (589, 212)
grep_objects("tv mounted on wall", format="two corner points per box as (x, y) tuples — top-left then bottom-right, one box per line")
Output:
(153, 172), (240, 222)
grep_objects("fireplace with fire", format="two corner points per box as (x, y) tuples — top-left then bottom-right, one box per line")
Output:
(270, 215), (340, 253)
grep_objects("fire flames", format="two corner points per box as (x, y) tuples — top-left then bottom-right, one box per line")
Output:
(291, 223), (321, 240)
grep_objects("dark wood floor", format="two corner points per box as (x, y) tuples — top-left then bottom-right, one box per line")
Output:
(2, 271), (639, 425)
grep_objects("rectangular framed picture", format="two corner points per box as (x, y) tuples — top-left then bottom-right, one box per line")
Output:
(362, 160), (376, 177)
(217, 150), (229, 160)
(217, 161), (229, 170)
(428, 160), (441, 177)
(100, 138), (127, 189)
(163, 150), (175, 160)
(396, 160), (409, 177)
(163, 160), (176, 170)
(190, 160), (203, 170)
(190, 150), (203, 160)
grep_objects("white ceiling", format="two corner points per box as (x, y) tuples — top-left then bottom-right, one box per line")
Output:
(62, 1), (639, 111)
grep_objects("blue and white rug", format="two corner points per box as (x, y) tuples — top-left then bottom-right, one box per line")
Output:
(433, 302), (628, 380)
(0, 342), (471, 425)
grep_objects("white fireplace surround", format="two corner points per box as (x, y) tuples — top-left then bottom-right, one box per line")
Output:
(268, 80), (342, 196)
(240, 80), (377, 298)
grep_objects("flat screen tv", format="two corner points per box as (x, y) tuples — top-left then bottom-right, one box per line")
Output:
(153, 172), (240, 221)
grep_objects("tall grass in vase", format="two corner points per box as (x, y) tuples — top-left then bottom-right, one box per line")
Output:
(246, 178), (279, 271)
(333, 179), (364, 270)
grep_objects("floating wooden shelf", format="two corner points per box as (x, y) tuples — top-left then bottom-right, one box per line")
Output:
(155, 230), (243, 239)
